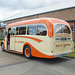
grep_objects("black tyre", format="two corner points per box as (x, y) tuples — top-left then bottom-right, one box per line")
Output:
(1, 43), (4, 51)
(24, 45), (32, 59)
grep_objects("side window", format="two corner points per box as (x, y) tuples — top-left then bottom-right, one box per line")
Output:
(27, 25), (37, 35)
(5, 28), (8, 36)
(19, 26), (26, 35)
(11, 28), (16, 36)
(16, 27), (19, 35)
(36, 24), (47, 36)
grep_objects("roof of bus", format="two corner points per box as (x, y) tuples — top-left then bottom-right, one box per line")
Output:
(6, 18), (69, 28)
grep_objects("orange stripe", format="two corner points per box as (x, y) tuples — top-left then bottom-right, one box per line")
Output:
(23, 42), (54, 58)
(10, 36), (42, 43)
(4, 49), (23, 54)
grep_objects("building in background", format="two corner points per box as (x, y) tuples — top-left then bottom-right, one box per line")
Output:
(0, 0), (75, 40)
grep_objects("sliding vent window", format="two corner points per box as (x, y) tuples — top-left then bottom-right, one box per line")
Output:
(19, 26), (26, 35)
(37, 25), (47, 36)
(27, 25), (37, 35)
(11, 28), (16, 36)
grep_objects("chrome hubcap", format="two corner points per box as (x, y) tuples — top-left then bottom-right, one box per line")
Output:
(1, 44), (3, 49)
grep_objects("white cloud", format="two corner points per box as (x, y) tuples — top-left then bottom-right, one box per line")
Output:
(0, 0), (70, 20)
(0, 7), (25, 20)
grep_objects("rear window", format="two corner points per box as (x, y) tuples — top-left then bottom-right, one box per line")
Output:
(55, 24), (71, 34)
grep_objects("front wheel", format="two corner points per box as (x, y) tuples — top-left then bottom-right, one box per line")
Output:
(1, 43), (4, 51)
(24, 45), (32, 59)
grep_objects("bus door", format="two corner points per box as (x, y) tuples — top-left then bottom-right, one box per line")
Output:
(7, 28), (11, 50)
(10, 27), (16, 50)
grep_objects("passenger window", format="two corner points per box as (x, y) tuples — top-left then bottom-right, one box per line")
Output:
(36, 25), (47, 36)
(11, 28), (16, 36)
(27, 25), (37, 35)
(19, 26), (26, 35)
(16, 27), (19, 35)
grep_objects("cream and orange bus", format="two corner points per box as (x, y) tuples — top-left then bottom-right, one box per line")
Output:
(1, 18), (74, 58)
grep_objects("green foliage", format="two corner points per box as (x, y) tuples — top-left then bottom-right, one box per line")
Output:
(0, 38), (4, 45)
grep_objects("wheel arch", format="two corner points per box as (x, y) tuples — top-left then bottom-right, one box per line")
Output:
(23, 42), (31, 55)
(1, 40), (5, 49)
(22, 42), (54, 58)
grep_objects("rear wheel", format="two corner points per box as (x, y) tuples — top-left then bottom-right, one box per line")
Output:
(24, 45), (32, 59)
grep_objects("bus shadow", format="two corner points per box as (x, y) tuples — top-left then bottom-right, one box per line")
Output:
(2, 50), (24, 57)
(3, 50), (71, 64)
(30, 57), (71, 65)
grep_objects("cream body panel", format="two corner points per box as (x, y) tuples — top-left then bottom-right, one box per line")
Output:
(15, 37), (24, 52)
(10, 37), (15, 50)
(5, 37), (7, 49)
(14, 35), (73, 55)
(14, 35), (52, 55)
(52, 39), (72, 55)
(5, 35), (72, 56)
(63, 41), (72, 53)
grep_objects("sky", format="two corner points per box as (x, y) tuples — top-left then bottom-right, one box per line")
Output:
(0, 0), (70, 20)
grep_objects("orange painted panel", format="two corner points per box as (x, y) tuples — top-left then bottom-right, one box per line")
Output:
(1, 40), (5, 49)
(15, 36), (42, 43)
(23, 42), (54, 58)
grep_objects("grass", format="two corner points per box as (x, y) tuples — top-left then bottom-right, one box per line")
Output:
(67, 48), (75, 58)
(0, 40), (2, 45)
(0, 38), (4, 45)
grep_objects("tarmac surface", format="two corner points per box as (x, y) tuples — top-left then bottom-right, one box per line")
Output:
(0, 46), (75, 75)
